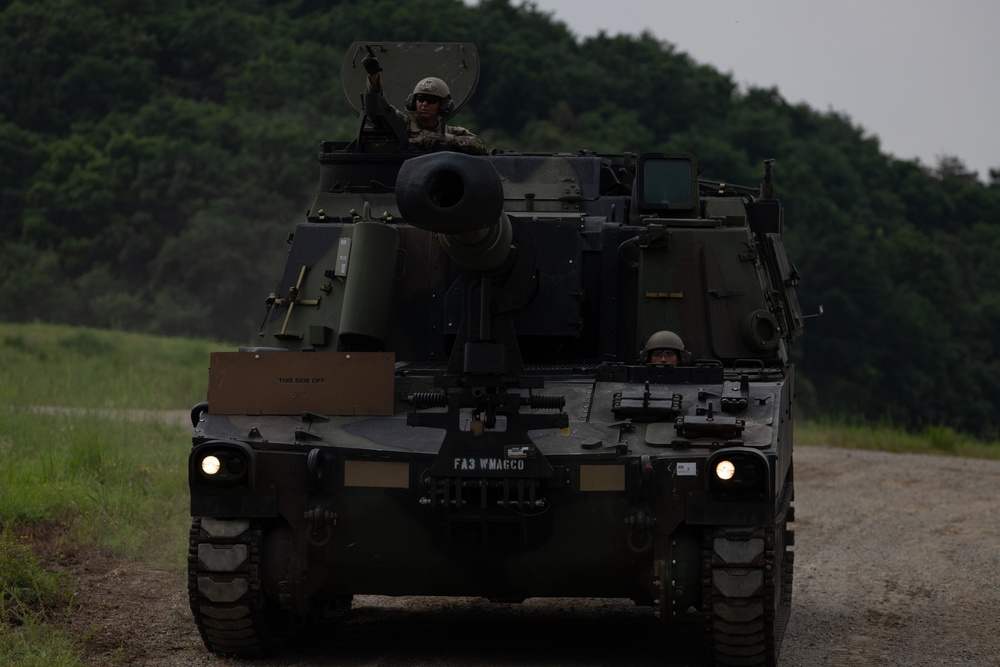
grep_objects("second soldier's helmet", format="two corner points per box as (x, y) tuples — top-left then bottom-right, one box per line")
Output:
(644, 330), (685, 356)
(405, 77), (456, 117)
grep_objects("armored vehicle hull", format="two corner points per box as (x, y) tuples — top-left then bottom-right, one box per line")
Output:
(189, 42), (803, 667)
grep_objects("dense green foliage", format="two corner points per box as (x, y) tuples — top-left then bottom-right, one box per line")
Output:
(3, 0), (1000, 436)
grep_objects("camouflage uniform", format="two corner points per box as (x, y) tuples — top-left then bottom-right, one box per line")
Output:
(366, 79), (487, 156)
(399, 113), (486, 155)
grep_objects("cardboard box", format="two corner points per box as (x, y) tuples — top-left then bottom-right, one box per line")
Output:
(207, 351), (394, 416)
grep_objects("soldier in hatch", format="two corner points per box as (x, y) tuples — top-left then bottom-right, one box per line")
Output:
(362, 51), (487, 155)
(644, 331), (686, 366)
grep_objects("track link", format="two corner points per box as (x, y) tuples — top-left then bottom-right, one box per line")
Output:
(188, 517), (273, 657)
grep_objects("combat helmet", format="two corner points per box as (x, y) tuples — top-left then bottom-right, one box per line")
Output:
(405, 77), (456, 117)
(644, 330), (685, 356)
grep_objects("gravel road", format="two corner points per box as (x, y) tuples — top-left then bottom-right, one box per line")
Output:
(64, 446), (1000, 666)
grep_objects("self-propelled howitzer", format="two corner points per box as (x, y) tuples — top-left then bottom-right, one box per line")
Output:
(188, 41), (803, 667)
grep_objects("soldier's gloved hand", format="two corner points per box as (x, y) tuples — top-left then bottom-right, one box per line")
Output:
(428, 136), (450, 152)
(362, 53), (382, 75)
(409, 136), (443, 152)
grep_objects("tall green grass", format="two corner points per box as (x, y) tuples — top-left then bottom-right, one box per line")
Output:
(0, 322), (225, 410)
(0, 323), (222, 664)
(797, 418), (1000, 459)
(0, 526), (82, 667)
(0, 410), (192, 565)
(0, 526), (65, 620)
(0, 410), (193, 665)
(0, 321), (205, 565)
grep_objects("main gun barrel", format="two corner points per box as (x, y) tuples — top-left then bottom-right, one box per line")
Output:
(396, 152), (512, 272)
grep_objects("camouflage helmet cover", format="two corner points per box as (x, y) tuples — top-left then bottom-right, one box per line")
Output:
(644, 330), (685, 354)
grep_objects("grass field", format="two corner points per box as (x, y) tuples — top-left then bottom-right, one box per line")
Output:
(0, 323), (224, 665)
(797, 418), (1000, 459)
(0, 322), (224, 557)
(0, 321), (997, 663)
(0, 322), (223, 410)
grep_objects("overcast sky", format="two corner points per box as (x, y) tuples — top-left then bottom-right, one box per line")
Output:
(473, 0), (999, 180)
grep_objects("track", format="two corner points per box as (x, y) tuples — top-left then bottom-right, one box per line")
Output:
(188, 518), (272, 657)
(704, 476), (793, 666)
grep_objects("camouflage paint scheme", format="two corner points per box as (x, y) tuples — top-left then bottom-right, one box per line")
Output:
(188, 42), (803, 667)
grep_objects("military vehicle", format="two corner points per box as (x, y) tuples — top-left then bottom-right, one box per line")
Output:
(188, 42), (803, 666)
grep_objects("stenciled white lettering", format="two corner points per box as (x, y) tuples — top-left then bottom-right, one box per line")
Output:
(479, 458), (525, 471)
(451, 458), (527, 471)
(453, 458), (477, 470)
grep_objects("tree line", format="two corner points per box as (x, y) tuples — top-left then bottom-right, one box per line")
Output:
(3, 0), (1000, 436)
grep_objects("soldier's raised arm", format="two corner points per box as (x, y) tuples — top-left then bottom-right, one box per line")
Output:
(362, 46), (383, 93)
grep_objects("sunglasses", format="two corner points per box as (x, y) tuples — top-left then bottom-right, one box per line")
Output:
(413, 94), (441, 105)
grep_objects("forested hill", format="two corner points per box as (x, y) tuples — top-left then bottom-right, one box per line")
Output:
(3, 0), (1000, 437)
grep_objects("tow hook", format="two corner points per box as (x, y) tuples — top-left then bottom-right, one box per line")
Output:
(303, 506), (336, 547)
(625, 510), (656, 553)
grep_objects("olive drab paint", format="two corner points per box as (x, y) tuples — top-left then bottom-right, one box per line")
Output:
(188, 42), (802, 667)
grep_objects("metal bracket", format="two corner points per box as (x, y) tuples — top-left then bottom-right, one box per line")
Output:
(268, 265), (322, 339)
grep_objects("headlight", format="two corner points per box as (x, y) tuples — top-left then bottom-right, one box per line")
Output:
(195, 448), (250, 483)
(706, 448), (769, 493)
(201, 455), (222, 475)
